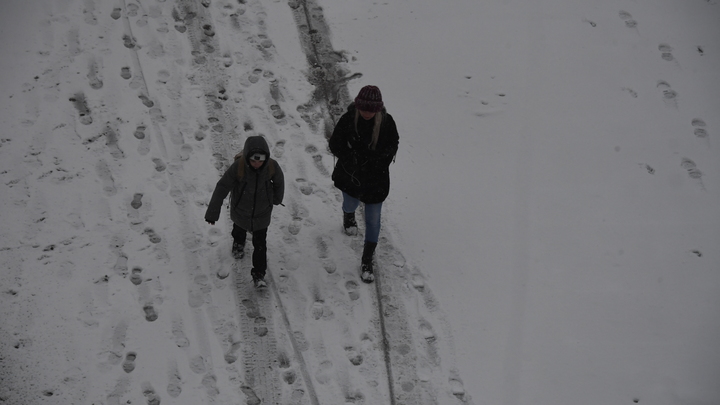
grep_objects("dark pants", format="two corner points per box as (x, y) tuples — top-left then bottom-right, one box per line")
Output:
(232, 224), (267, 276)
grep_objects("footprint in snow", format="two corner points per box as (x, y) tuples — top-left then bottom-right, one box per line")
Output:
(296, 178), (313, 195)
(143, 228), (162, 244)
(128, 192), (152, 231)
(345, 280), (360, 301)
(87, 58), (103, 89)
(254, 316), (268, 336)
(323, 260), (337, 274)
(189, 355), (206, 374)
(278, 351), (291, 368)
(122, 34), (137, 49)
(69, 93), (92, 125)
(108, 319), (129, 365)
(449, 378), (466, 398)
(202, 23), (215, 37)
(171, 317), (190, 348)
(141, 382), (161, 405)
(242, 298), (261, 318)
(283, 370), (297, 384)
(133, 124), (146, 139)
(619, 10), (638, 28)
(287, 216), (302, 236)
(156, 69), (170, 85)
(149, 106), (166, 122)
(111, 7), (121, 20)
(102, 126), (125, 159)
(273, 140), (285, 158)
(240, 386), (261, 405)
(122, 352), (137, 373)
(293, 331), (310, 352)
(622, 87), (638, 98)
(139, 94), (154, 108)
(143, 304), (158, 322)
(271, 104), (286, 121)
(659, 43), (674, 61)
(314, 360), (334, 384)
(179, 144), (193, 161)
(221, 53), (234, 67)
(106, 376), (131, 405)
(202, 373), (219, 397)
(246, 68), (263, 85)
(136, 14), (148, 27)
(131, 193), (143, 209)
(344, 346), (363, 366)
(110, 236), (128, 276)
(126, 3), (139, 17)
(691, 118), (708, 138)
(129, 73), (144, 89)
(306, 145), (330, 176)
(96, 160), (117, 196)
(224, 341), (242, 363)
(656, 80), (678, 108)
(681, 157), (703, 180)
(152, 158), (166, 172)
(166, 362), (183, 398)
(315, 236), (329, 259)
(130, 267), (143, 285)
(311, 300), (325, 320)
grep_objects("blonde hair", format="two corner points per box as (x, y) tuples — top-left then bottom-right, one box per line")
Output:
(354, 109), (383, 150)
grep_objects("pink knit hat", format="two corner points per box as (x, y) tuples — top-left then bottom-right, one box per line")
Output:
(354, 85), (384, 112)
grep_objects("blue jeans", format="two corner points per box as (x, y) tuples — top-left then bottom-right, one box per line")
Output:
(342, 192), (382, 243)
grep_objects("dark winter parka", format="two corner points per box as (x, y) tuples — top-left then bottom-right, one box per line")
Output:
(329, 104), (399, 204)
(205, 136), (284, 231)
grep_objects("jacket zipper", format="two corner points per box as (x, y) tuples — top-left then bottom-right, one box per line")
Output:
(250, 170), (258, 232)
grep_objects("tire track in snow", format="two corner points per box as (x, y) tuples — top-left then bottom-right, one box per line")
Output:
(173, 1), (291, 403)
(285, 2), (477, 403)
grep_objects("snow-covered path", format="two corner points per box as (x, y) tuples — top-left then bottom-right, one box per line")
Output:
(1, 0), (719, 404)
(0, 0), (469, 404)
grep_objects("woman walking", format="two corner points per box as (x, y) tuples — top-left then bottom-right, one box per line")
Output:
(329, 85), (399, 283)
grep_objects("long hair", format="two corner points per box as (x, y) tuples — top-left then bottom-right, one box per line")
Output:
(354, 109), (383, 150)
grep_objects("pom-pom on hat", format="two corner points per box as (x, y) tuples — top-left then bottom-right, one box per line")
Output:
(354, 85), (384, 112)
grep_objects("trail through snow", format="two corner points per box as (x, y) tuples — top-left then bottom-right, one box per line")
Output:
(0, 0), (469, 404)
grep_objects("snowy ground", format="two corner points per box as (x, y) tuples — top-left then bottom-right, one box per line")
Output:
(1, 0), (719, 404)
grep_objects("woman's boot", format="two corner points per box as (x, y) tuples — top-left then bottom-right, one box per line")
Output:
(360, 242), (377, 283)
(343, 211), (358, 235)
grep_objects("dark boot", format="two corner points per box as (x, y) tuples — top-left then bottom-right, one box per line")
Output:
(360, 242), (377, 283)
(251, 269), (267, 288)
(343, 211), (358, 235)
(232, 241), (245, 259)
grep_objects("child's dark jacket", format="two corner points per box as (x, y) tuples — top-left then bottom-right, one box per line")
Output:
(205, 136), (284, 231)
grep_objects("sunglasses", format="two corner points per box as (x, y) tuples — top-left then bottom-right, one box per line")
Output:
(250, 153), (267, 162)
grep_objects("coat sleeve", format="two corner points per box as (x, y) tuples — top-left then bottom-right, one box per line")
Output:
(329, 114), (354, 160)
(271, 161), (285, 205)
(204, 162), (238, 222)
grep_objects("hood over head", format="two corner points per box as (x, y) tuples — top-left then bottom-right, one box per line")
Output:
(242, 136), (271, 167)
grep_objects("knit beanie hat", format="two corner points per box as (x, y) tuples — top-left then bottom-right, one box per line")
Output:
(354, 85), (384, 112)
